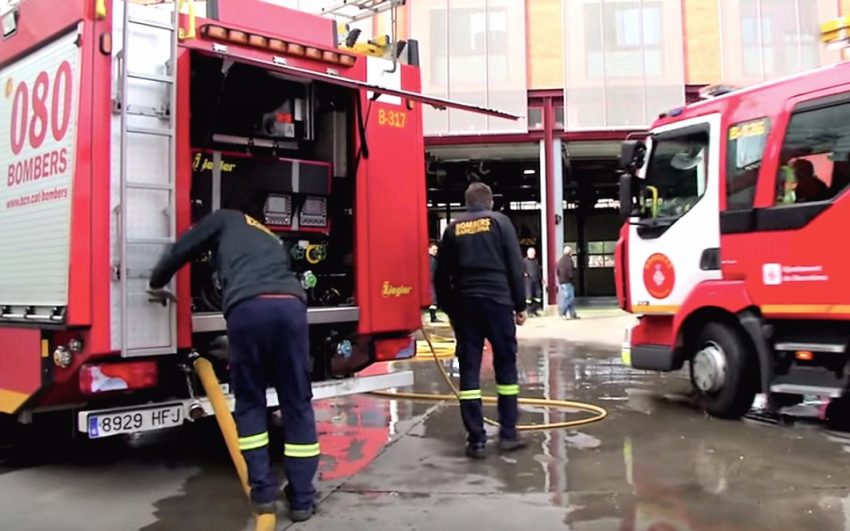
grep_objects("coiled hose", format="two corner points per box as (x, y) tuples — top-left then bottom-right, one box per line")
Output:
(370, 323), (609, 431)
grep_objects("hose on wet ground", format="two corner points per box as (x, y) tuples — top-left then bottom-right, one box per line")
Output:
(369, 323), (609, 431)
(193, 356), (277, 531)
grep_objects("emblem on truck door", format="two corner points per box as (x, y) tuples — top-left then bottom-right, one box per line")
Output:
(643, 253), (675, 299)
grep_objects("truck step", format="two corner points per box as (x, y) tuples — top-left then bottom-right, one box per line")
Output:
(770, 384), (844, 398)
(774, 342), (846, 354)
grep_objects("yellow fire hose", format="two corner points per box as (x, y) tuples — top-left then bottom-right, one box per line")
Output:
(370, 325), (609, 431)
(192, 319), (608, 528)
(193, 357), (277, 531)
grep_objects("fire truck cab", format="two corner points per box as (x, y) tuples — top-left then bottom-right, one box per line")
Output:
(0, 0), (512, 439)
(616, 51), (850, 419)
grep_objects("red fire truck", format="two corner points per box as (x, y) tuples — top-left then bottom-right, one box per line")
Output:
(616, 50), (850, 419)
(0, 0), (512, 439)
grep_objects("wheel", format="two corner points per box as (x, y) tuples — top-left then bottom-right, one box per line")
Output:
(690, 322), (758, 419)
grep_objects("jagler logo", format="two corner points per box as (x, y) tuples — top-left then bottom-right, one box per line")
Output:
(381, 282), (412, 298)
(192, 153), (237, 173)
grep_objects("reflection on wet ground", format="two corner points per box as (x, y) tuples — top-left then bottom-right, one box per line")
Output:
(2, 327), (850, 530)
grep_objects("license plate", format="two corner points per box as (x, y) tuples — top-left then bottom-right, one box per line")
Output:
(86, 403), (184, 439)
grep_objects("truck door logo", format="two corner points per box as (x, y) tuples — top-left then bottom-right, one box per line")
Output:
(643, 254), (675, 299)
(762, 263), (782, 286)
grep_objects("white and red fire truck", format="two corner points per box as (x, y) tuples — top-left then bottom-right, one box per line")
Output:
(0, 0), (513, 439)
(616, 38), (850, 419)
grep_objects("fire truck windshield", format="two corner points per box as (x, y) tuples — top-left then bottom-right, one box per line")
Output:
(643, 131), (710, 220)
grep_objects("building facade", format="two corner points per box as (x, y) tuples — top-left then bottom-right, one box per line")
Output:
(407, 0), (848, 300)
(276, 0), (850, 299)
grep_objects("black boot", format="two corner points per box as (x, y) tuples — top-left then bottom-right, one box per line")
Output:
(498, 437), (528, 452)
(465, 443), (487, 459)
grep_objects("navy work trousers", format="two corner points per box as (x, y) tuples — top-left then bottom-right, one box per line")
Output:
(451, 297), (520, 446)
(227, 296), (318, 510)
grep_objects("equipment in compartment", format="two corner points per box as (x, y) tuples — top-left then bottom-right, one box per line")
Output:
(190, 149), (332, 225)
(190, 149), (349, 313)
(190, 57), (314, 147)
(299, 195), (329, 228)
(263, 194), (293, 227)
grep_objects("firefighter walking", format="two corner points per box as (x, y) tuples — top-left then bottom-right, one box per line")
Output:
(147, 208), (318, 522)
(435, 182), (528, 458)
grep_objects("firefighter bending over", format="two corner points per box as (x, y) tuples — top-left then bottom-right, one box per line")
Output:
(147, 208), (318, 522)
(435, 182), (529, 459)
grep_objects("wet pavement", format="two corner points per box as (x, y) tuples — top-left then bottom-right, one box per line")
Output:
(2, 312), (850, 530)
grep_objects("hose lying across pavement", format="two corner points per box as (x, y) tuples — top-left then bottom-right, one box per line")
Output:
(369, 322), (609, 431)
(194, 319), (609, 530)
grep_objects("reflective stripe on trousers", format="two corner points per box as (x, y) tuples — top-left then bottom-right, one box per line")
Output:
(239, 431), (270, 451)
(285, 442), (321, 458)
(459, 389), (482, 400)
(497, 384), (520, 396)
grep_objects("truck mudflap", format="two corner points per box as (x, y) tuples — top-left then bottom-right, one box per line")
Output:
(77, 370), (413, 439)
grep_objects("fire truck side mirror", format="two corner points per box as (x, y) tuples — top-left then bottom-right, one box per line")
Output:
(620, 140), (646, 174)
(619, 173), (638, 221)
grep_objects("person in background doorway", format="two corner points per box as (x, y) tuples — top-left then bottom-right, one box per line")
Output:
(428, 240), (442, 323)
(557, 245), (579, 320)
(435, 182), (528, 459)
(523, 247), (543, 317)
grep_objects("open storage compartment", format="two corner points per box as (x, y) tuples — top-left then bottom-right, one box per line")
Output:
(188, 53), (357, 315)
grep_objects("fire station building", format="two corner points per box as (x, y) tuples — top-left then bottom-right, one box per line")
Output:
(408, 0), (850, 301)
(272, 0), (850, 300)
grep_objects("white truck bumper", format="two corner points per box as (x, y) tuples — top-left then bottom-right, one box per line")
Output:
(77, 370), (414, 439)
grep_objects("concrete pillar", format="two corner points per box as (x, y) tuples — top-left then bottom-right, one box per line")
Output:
(538, 139), (549, 298)
(552, 138), (565, 267)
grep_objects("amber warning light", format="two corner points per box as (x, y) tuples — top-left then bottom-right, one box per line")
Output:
(199, 24), (357, 68)
(795, 351), (815, 361)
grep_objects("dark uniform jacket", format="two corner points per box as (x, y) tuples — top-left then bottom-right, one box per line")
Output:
(429, 254), (438, 304)
(434, 206), (526, 316)
(523, 257), (541, 284)
(150, 209), (305, 316)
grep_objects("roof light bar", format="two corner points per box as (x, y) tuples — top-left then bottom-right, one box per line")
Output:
(198, 25), (356, 68)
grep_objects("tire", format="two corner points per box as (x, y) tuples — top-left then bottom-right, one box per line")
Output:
(690, 322), (758, 419)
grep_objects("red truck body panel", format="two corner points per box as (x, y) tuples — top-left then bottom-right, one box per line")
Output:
(0, 0), (453, 414)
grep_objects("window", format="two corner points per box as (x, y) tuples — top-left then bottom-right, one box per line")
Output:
(644, 129), (710, 219)
(428, 7), (509, 86)
(732, 0), (826, 82)
(773, 97), (850, 206)
(726, 118), (770, 210)
(528, 107), (544, 130)
(554, 106), (565, 128)
(584, 1), (663, 79)
(587, 241), (616, 268)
